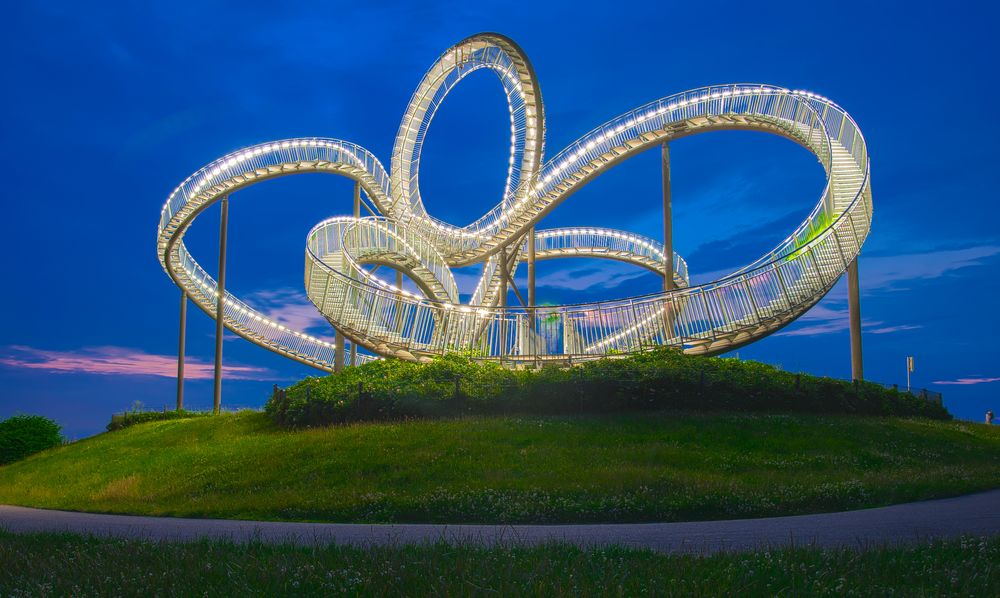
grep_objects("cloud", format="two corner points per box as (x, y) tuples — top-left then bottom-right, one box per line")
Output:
(0, 346), (274, 380)
(774, 304), (921, 338)
(535, 262), (651, 292)
(932, 377), (1000, 386)
(696, 243), (999, 338)
(866, 324), (923, 335)
(242, 288), (333, 339)
(859, 245), (1000, 294)
(684, 210), (806, 273)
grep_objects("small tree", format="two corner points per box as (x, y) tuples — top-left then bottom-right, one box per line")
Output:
(0, 415), (63, 465)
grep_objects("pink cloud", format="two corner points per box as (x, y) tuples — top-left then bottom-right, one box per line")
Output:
(932, 377), (1000, 386)
(0, 345), (274, 380)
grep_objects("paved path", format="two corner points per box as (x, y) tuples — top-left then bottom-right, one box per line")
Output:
(3, 490), (1000, 555)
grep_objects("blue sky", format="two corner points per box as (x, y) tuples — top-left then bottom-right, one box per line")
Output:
(1, 1), (997, 437)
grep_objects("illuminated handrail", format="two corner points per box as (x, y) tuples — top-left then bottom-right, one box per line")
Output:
(157, 33), (870, 370)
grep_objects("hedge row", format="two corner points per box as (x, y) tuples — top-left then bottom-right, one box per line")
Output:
(265, 349), (950, 428)
(106, 409), (210, 432)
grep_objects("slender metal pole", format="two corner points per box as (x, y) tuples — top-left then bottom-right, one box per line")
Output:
(662, 143), (674, 292)
(213, 196), (229, 414)
(499, 249), (508, 355)
(848, 257), (864, 381)
(334, 331), (345, 372)
(176, 289), (187, 411)
(527, 228), (536, 307)
(349, 339), (357, 367)
(353, 181), (361, 219)
(395, 269), (403, 333)
(662, 143), (676, 339)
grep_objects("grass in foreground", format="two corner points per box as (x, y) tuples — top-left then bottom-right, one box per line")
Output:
(1, 531), (997, 596)
(0, 412), (997, 524)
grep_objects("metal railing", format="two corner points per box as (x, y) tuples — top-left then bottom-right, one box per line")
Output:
(158, 34), (871, 371)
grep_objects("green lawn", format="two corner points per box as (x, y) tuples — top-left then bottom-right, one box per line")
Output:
(0, 412), (997, 524)
(1, 531), (997, 596)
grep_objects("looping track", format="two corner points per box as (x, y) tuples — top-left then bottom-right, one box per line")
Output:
(157, 33), (871, 370)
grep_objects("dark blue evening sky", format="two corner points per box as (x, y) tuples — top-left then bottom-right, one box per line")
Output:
(1, 1), (997, 437)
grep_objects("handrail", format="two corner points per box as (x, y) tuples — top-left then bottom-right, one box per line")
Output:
(157, 34), (871, 369)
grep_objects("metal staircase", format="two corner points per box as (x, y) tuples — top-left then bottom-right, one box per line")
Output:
(157, 34), (870, 371)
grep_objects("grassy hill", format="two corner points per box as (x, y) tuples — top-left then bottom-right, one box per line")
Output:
(0, 411), (997, 524)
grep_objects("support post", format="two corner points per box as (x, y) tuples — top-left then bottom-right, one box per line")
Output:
(662, 143), (674, 292)
(527, 227), (536, 308)
(176, 289), (187, 411)
(499, 250), (508, 355)
(353, 181), (361, 219)
(395, 269), (403, 333)
(662, 143), (676, 340)
(349, 339), (357, 367)
(847, 257), (864, 381)
(334, 331), (345, 372)
(213, 196), (229, 414)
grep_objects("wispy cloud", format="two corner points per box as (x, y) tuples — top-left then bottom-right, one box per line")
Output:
(859, 245), (1000, 294)
(733, 244), (999, 338)
(932, 377), (1000, 386)
(0, 346), (274, 380)
(242, 288), (333, 339)
(774, 304), (922, 338)
(535, 262), (652, 292)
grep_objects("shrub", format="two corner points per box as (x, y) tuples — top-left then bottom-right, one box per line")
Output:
(266, 349), (951, 428)
(106, 410), (210, 432)
(0, 415), (63, 465)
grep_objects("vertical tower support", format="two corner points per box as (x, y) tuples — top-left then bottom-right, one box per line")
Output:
(213, 196), (229, 414)
(527, 227), (536, 308)
(176, 290), (187, 411)
(341, 181), (362, 369)
(395, 269), (404, 333)
(848, 257), (864, 381)
(334, 332), (345, 372)
(662, 143), (674, 292)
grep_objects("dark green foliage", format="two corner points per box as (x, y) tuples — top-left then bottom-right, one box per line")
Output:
(106, 409), (210, 432)
(1, 531), (997, 596)
(267, 349), (950, 428)
(0, 415), (63, 465)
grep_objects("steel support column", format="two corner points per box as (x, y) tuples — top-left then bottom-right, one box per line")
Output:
(848, 257), (864, 381)
(662, 143), (676, 340)
(334, 331), (345, 372)
(662, 143), (674, 292)
(176, 289), (187, 411)
(395, 269), (403, 333)
(213, 196), (229, 414)
(527, 227), (536, 307)
(353, 181), (361, 219)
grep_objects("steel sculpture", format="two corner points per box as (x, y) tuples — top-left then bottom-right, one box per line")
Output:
(158, 33), (870, 406)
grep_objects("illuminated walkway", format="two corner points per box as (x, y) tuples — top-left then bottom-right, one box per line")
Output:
(2, 490), (996, 553)
(158, 33), (871, 372)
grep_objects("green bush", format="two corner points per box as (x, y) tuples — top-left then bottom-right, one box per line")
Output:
(0, 415), (63, 465)
(106, 410), (210, 432)
(266, 349), (951, 428)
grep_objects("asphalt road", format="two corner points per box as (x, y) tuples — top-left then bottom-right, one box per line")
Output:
(3, 489), (999, 554)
